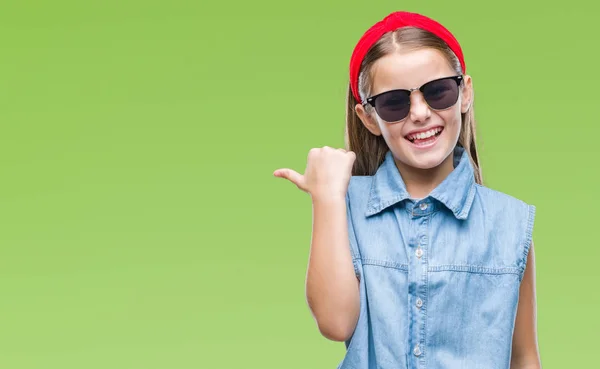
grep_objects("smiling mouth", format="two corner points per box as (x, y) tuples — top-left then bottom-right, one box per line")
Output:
(405, 127), (444, 146)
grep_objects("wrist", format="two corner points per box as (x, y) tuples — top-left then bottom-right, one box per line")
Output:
(311, 193), (346, 205)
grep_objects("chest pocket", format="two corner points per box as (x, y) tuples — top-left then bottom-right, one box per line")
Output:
(426, 199), (533, 281)
(352, 206), (411, 270)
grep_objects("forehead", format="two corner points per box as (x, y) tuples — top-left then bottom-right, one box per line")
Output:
(369, 48), (455, 95)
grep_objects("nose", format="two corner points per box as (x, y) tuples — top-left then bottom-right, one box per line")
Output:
(408, 91), (431, 124)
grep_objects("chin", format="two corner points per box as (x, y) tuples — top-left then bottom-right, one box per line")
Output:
(393, 144), (455, 171)
(407, 155), (448, 170)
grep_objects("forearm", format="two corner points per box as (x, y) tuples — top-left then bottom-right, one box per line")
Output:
(305, 196), (360, 342)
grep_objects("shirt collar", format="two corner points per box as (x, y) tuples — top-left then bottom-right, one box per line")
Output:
(365, 145), (476, 219)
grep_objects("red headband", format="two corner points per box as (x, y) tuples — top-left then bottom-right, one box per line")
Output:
(349, 11), (466, 104)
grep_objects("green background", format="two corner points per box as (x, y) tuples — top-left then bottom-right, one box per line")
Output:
(0, 1), (596, 368)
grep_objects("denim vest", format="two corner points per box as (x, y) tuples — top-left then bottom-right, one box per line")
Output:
(339, 146), (536, 369)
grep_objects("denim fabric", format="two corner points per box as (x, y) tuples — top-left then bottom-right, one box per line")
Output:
(339, 146), (535, 369)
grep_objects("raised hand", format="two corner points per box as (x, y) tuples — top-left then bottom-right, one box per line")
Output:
(273, 146), (356, 201)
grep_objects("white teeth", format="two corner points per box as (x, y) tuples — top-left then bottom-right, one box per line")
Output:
(408, 127), (442, 141)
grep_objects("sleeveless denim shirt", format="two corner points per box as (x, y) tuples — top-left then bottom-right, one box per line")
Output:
(339, 146), (536, 369)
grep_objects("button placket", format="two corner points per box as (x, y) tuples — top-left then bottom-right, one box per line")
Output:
(408, 202), (429, 363)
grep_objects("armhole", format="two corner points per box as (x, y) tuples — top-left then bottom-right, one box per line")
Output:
(519, 204), (536, 282)
(346, 191), (362, 281)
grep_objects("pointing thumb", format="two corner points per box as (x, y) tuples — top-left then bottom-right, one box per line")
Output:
(273, 168), (307, 191)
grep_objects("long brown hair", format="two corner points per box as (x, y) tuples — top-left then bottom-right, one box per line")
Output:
(344, 27), (483, 184)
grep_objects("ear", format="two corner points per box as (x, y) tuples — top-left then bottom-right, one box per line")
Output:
(460, 75), (473, 114)
(355, 103), (382, 136)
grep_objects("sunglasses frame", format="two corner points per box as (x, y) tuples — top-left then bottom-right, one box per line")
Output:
(362, 75), (464, 121)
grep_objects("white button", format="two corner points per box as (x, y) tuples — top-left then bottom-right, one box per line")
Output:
(416, 298), (423, 308)
(415, 247), (423, 258)
(413, 344), (422, 356)
(419, 203), (428, 210)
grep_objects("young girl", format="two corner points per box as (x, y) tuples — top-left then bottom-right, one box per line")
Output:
(274, 11), (541, 369)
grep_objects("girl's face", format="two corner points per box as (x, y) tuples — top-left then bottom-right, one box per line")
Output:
(356, 48), (473, 171)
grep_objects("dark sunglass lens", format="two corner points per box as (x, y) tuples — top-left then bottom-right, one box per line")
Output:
(374, 90), (411, 122)
(422, 78), (460, 110)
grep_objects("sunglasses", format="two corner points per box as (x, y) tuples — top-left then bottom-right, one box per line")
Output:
(363, 75), (463, 122)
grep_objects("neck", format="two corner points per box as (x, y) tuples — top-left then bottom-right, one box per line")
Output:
(393, 153), (455, 199)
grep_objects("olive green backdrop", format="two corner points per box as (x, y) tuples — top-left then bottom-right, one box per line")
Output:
(0, 1), (596, 368)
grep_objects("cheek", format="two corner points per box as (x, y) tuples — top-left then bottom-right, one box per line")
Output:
(378, 120), (405, 141)
(439, 109), (462, 132)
